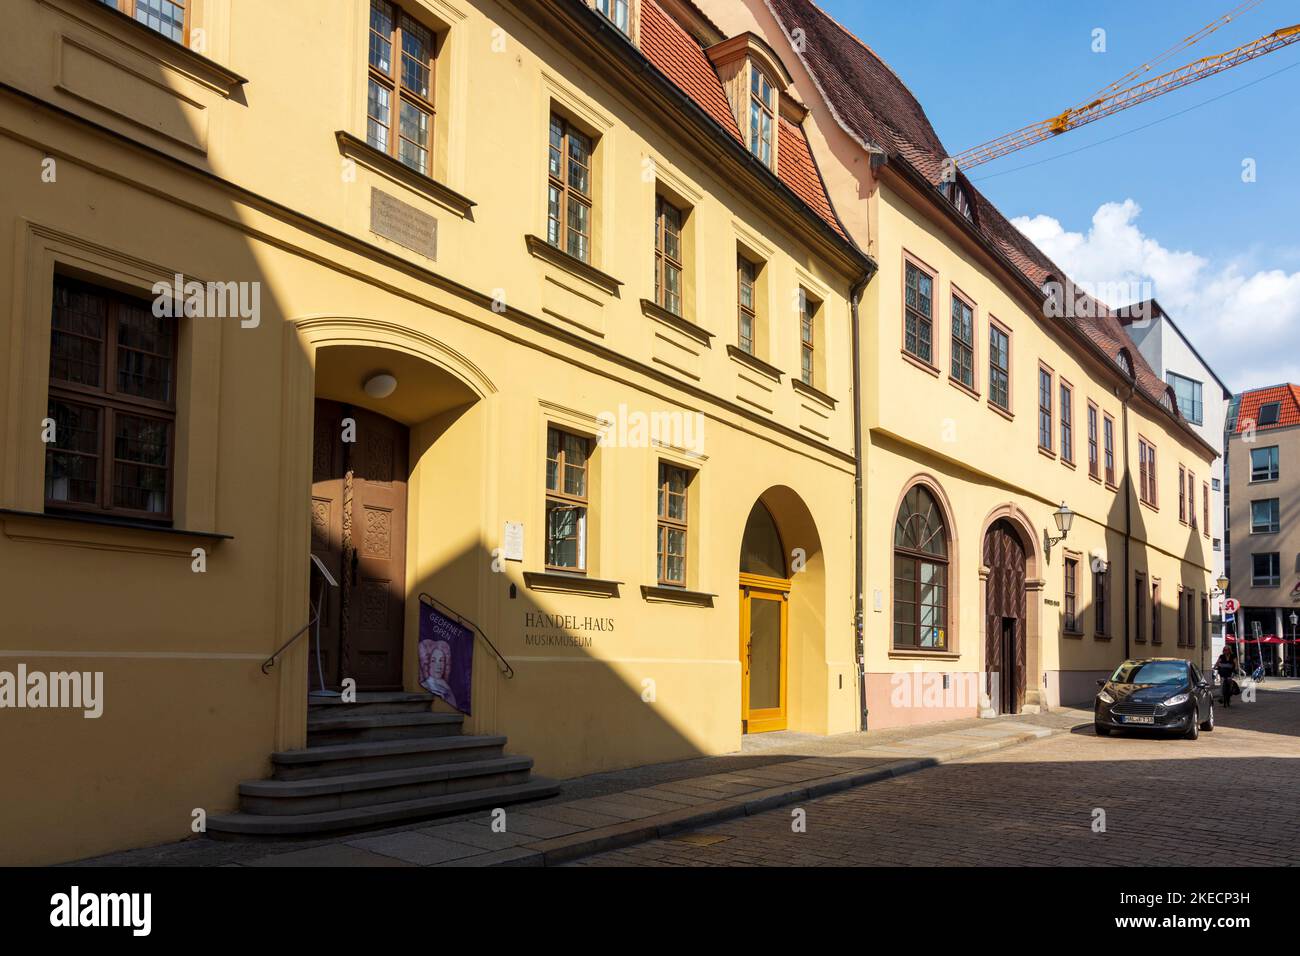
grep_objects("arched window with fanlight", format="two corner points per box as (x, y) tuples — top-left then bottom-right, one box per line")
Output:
(893, 484), (950, 650)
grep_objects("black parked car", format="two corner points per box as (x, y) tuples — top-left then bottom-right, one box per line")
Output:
(1094, 658), (1214, 739)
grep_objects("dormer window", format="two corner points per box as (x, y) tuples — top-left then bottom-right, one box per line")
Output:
(939, 180), (973, 222)
(706, 33), (792, 172)
(595, 0), (630, 35)
(749, 66), (775, 168)
(1116, 348), (1133, 378)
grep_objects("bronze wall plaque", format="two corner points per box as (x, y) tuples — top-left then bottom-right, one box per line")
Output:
(369, 187), (438, 260)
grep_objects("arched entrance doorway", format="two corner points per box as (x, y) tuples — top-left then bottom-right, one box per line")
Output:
(739, 501), (789, 733)
(305, 335), (486, 697)
(984, 519), (1027, 714)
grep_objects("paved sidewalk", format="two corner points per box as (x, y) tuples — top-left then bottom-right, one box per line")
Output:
(75, 708), (1087, 867)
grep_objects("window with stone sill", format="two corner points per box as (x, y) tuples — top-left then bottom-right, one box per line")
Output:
(367, 0), (439, 177)
(1103, 414), (1116, 485)
(988, 321), (1010, 412)
(546, 114), (595, 264)
(904, 260), (934, 366)
(737, 254), (759, 356)
(1037, 364), (1054, 452)
(1059, 381), (1073, 464)
(656, 462), (690, 587)
(45, 276), (177, 523)
(799, 289), (821, 388)
(1087, 402), (1099, 478)
(1179, 464), (1187, 523)
(654, 195), (684, 317)
(1064, 556), (1079, 632)
(950, 293), (974, 391)
(893, 485), (950, 652)
(99, 0), (189, 45)
(545, 426), (591, 572)
(1138, 438), (1158, 506)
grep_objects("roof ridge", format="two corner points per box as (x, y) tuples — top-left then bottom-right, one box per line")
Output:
(1239, 382), (1299, 397)
(799, 0), (930, 117)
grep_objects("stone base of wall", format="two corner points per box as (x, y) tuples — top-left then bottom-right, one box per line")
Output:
(864, 671), (984, 729)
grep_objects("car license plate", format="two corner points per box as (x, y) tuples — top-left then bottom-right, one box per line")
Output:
(1122, 715), (1154, 724)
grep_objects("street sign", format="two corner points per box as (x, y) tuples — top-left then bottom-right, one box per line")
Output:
(1223, 598), (1241, 614)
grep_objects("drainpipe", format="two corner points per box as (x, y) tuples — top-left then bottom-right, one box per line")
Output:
(850, 264), (876, 731)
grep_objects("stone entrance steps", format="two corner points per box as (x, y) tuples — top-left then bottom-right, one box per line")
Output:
(206, 693), (558, 839)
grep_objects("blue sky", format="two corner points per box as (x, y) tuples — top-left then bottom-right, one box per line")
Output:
(819, 0), (1300, 390)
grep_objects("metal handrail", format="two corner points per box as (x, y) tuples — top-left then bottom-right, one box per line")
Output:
(262, 555), (338, 675)
(261, 610), (319, 675)
(419, 592), (514, 679)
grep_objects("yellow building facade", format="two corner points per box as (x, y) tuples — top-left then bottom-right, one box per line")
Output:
(701, 0), (1219, 727)
(0, 0), (1219, 866)
(0, 0), (871, 864)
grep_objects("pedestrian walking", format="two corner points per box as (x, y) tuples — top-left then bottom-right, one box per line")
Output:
(1215, 649), (1236, 707)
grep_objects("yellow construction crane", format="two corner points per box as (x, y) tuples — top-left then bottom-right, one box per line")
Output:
(953, 3), (1300, 170)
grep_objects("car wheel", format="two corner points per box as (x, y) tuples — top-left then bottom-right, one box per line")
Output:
(1201, 703), (1214, 732)
(1184, 716), (1199, 740)
(1095, 723), (1111, 736)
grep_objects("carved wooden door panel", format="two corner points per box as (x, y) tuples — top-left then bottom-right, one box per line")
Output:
(310, 400), (408, 691)
(347, 406), (408, 690)
(984, 519), (1027, 714)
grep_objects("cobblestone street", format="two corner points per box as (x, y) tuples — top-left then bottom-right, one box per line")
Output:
(573, 682), (1300, 866)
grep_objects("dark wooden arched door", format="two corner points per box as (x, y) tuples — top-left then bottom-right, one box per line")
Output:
(984, 519), (1027, 714)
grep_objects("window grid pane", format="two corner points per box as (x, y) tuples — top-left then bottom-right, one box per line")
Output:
(904, 263), (933, 364)
(1037, 368), (1052, 450)
(1059, 384), (1072, 462)
(44, 277), (177, 519)
(989, 325), (1009, 410)
(950, 296), (973, 389)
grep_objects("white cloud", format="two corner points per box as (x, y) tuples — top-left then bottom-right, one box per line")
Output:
(1011, 199), (1300, 393)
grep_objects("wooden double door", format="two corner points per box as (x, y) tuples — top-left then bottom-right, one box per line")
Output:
(310, 399), (408, 691)
(984, 519), (1026, 715)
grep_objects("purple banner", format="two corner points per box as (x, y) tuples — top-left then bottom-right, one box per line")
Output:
(418, 604), (473, 715)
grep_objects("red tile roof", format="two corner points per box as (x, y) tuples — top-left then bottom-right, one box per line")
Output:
(1233, 384), (1300, 433)
(640, 0), (742, 144)
(777, 115), (843, 237)
(637, 0), (845, 238)
(764, 0), (1200, 440)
